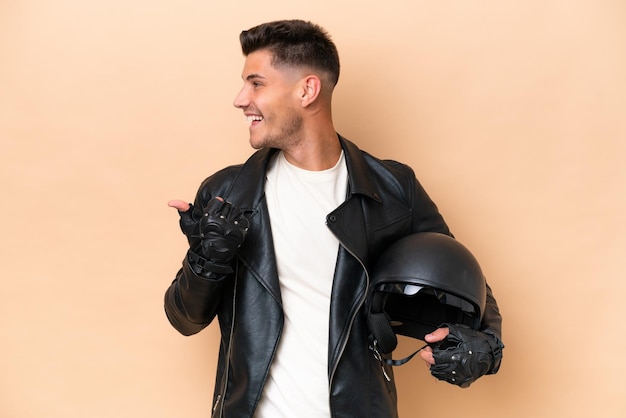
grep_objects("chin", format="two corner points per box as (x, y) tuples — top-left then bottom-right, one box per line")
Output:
(249, 136), (266, 150)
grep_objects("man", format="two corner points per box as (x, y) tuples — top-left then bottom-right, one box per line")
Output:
(165, 19), (503, 417)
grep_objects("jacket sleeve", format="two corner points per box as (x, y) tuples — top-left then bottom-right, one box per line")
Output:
(164, 256), (230, 336)
(480, 283), (503, 339)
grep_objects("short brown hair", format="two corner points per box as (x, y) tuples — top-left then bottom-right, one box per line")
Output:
(239, 19), (340, 86)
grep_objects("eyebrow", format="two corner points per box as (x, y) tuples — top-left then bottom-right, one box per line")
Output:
(244, 73), (266, 81)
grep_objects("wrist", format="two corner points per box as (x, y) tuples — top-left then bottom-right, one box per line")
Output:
(187, 250), (233, 277)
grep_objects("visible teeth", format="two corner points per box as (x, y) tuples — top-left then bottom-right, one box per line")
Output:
(246, 115), (263, 122)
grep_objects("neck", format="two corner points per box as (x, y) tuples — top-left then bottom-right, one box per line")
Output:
(282, 127), (341, 171)
(281, 97), (341, 170)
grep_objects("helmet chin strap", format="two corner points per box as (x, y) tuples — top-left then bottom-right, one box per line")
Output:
(367, 311), (398, 353)
(367, 301), (430, 372)
(369, 339), (430, 382)
(371, 340), (429, 366)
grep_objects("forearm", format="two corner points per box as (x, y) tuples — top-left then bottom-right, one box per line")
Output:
(478, 282), (504, 374)
(164, 254), (229, 336)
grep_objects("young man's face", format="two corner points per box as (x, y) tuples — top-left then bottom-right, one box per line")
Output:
(233, 49), (305, 150)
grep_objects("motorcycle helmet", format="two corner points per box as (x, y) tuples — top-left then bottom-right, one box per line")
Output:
(368, 232), (486, 354)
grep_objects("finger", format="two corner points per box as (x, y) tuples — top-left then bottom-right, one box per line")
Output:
(419, 346), (435, 366)
(225, 203), (243, 221)
(205, 197), (226, 214)
(168, 200), (191, 212)
(219, 201), (235, 219)
(234, 211), (250, 229)
(424, 327), (450, 343)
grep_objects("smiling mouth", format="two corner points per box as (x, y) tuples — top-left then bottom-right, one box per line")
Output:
(246, 115), (264, 126)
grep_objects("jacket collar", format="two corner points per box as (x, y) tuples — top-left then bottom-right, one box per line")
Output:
(220, 147), (274, 210)
(338, 135), (382, 203)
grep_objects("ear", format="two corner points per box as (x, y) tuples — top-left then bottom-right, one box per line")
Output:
(299, 75), (322, 107)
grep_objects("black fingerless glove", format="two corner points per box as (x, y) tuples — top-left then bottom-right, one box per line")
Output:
(430, 324), (504, 388)
(177, 197), (249, 277)
(197, 198), (249, 264)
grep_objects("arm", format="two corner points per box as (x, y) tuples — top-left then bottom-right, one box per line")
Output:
(164, 255), (229, 336)
(164, 198), (248, 336)
(406, 169), (504, 378)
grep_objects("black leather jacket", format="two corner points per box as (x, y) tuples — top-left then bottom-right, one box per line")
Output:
(164, 136), (502, 417)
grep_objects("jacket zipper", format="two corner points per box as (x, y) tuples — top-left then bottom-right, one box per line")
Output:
(213, 265), (239, 417)
(327, 241), (370, 408)
(212, 394), (221, 415)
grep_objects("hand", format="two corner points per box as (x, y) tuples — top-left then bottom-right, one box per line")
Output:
(168, 197), (249, 264)
(419, 327), (450, 366)
(197, 198), (249, 264)
(427, 324), (505, 388)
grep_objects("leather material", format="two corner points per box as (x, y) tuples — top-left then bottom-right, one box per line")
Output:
(430, 324), (505, 388)
(164, 136), (503, 417)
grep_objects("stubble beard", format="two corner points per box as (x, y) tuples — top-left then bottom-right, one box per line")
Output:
(250, 109), (304, 150)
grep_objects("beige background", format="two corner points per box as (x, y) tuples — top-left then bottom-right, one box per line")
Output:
(1, 0), (625, 417)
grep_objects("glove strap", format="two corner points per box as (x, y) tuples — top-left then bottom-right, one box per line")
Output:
(187, 250), (233, 277)
(484, 332), (505, 374)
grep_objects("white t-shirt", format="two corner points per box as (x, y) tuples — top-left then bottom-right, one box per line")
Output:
(255, 150), (348, 418)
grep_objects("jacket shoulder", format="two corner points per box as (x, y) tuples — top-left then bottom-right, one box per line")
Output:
(194, 164), (244, 204)
(192, 147), (274, 207)
(362, 151), (419, 196)
(366, 153), (416, 177)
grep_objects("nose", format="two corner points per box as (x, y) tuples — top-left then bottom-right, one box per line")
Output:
(233, 86), (249, 109)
